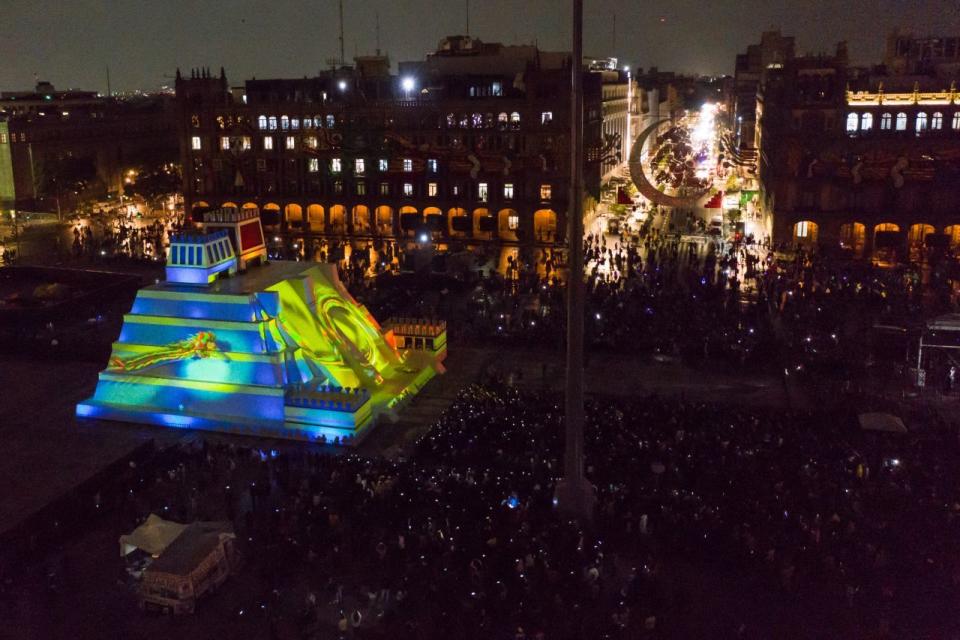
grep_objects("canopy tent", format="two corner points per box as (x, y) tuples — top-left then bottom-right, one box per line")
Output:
(120, 514), (188, 558)
(858, 412), (908, 434)
(915, 314), (960, 386)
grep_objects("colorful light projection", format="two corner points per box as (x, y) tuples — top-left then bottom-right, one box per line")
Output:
(77, 262), (445, 444)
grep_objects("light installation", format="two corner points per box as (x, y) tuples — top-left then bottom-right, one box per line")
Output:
(77, 207), (446, 445)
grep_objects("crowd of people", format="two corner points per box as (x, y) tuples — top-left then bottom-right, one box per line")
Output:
(8, 381), (960, 638)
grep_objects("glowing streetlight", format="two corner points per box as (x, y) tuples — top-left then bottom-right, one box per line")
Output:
(401, 76), (416, 97)
(338, 79), (347, 92)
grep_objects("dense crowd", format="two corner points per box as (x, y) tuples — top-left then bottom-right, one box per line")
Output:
(11, 383), (959, 638)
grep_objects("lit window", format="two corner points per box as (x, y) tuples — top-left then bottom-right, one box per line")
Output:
(452, 184), (460, 196)
(191, 136), (201, 151)
(334, 180), (343, 194)
(268, 116), (278, 130)
(541, 111), (553, 125)
(280, 116), (289, 130)
(504, 183), (514, 199)
(379, 158), (388, 172)
(953, 112), (960, 130)
(478, 182), (488, 202)
(241, 136), (251, 150)
(331, 158), (342, 173)
(498, 112), (509, 128)
(220, 136), (231, 150)
(510, 112), (521, 125)
(446, 113), (456, 128)
(303, 118), (313, 129)
(379, 182), (390, 196)
(285, 136), (295, 150)
(845, 113), (858, 133)
(314, 116), (323, 128)
(427, 158), (438, 172)
(263, 136), (274, 150)
(508, 214), (519, 230)
(472, 113), (483, 128)
(796, 221), (811, 238)
(356, 181), (366, 196)
(308, 158), (319, 172)
(0, 133), (7, 144)
(305, 136), (317, 149)
(896, 112), (907, 131)
(355, 158), (365, 175)
(428, 182), (438, 197)
(403, 158), (413, 172)
(860, 113), (873, 131)
(403, 182), (414, 196)
(916, 112), (928, 133)
(258, 115), (268, 130)
(932, 112), (943, 130)
(291, 118), (300, 130)
(326, 115), (335, 128)
(540, 184), (552, 200)
(492, 82), (502, 96)
(881, 113), (892, 130)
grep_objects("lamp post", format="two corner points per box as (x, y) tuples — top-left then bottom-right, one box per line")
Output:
(554, 0), (595, 522)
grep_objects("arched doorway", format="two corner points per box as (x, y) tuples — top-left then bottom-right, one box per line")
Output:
(473, 208), (493, 240)
(908, 223), (935, 262)
(423, 206), (443, 235)
(448, 208), (469, 237)
(533, 209), (558, 244)
(352, 205), (371, 235)
(498, 208), (520, 242)
(375, 206), (394, 236)
(241, 202), (258, 211)
(399, 206), (421, 235)
(839, 222), (866, 257)
(873, 223), (902, 264)
(792, 220), (818, 247)
(220, 201), (238, 210)
(262, 202), (281, 227)
(307, 204), (324, 233)
(945, 225), (960, 249)
(284, 204), (303, 228)
(329, 205), (346, 235)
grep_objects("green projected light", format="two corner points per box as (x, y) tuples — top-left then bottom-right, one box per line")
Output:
(77, 260), (446, 445)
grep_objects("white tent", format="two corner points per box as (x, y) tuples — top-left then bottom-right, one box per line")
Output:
(858, 412), (908, 434)
(119, 513), (188, 558)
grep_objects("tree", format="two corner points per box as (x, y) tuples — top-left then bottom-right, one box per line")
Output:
(124, 162), (182, 208)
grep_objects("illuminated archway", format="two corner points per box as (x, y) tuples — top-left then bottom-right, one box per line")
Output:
(873, 223), (902, 264)
(908, 223), (935, 262)
(448, 207), (469, 237)
(262, 202), (281, 228)
(352, 205), (371, 235)
(307, 204), (324, 232)
(423, 206), (443, 234)
(946, 225), (960, 248)
(533, 209), (558, 244)
(220, 201), (238, 210)
(792, 220), (818, 246)
(498, 208), (519, 242)
(839, 222), (865, 257)
(285, 204), (303, 227)
(473, 208), (493, 240)
(375, 206), (394, 236)
(399, 205), (421, 234)
(242, 202), (259, 211)
(329, 205), (347, 235)
(193, 200), (210, 209)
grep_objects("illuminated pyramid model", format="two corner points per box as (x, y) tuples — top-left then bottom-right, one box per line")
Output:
(77, 206), (446, 444)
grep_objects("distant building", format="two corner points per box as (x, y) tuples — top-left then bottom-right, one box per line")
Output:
(0, 82), (178, 212)
(733, 30), (795, 152)
(176, 37), (635, 254)
(752, 31), (960, 260)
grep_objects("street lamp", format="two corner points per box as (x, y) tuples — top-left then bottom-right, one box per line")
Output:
(338, 79), (347, 92)
(401, 76), (416, 99)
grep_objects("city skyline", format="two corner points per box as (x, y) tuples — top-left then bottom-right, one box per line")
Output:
(2, 0), (956, 93)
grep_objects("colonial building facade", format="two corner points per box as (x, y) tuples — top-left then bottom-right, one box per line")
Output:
(753, 32), (960, 261)
(177, 37), (633, 255)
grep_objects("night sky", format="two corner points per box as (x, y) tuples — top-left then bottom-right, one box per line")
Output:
(1, 0), (957, 93)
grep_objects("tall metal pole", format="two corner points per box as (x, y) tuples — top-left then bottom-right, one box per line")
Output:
(556, 0), (594, 521)
(338, 0), (345, 66)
